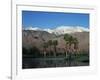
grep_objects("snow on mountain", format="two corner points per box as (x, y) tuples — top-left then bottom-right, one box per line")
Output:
(23, 26), (89, 35)
(52, 26), (89, 35)
(43, 28), (53, 33)
(23, 26), (42, 31)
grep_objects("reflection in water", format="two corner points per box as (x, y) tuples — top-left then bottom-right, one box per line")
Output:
(22, 57), (89, 69)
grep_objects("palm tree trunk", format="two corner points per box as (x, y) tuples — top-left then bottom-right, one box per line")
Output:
(54, 46), (57, 66)
(43, 48), (46, 67)
(68, 44), (72, 66)
(66, 51), (67, 58)
(49, 46), (51, 54)
(65, 46), (68, 66)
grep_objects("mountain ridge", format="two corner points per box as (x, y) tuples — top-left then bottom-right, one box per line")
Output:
(22, 30), (89, 53)
(23, 26), (89, 35)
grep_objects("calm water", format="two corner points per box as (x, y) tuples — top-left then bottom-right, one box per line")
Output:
(22, 57), (89, 69)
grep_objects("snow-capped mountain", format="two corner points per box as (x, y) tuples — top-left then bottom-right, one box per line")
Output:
(23, 26), (89, 35)
(51, 26), (89, 35)
(23, 26), (42, 31)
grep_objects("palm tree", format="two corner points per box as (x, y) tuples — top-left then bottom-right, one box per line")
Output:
(67, 35), (75, 66)
(52, 40), (58, 67)
(64, 34), (71, 58)
(42, 42), (48, 67)
(52, 40), (58, 57)
(73, 38), (79, 53)
(72, 37), (79, 66)
(48, 40), (53, 54)
(64, 34), (77, 66)
(69, 36), (75, 52)
(43, 42), (48, 58)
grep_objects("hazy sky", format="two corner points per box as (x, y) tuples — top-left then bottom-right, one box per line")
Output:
(22, 11), (89, 29)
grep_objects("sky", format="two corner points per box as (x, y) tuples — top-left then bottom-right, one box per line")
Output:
(22, 11), (89, 29)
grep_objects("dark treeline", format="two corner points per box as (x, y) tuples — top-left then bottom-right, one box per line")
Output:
(22, 46), (66, 58)
(23, 47), (43, 58)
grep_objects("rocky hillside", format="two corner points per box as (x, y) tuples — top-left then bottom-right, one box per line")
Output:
(22, 30), (89, 53)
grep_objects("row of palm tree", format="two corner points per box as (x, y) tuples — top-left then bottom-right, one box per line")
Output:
(42, 34), (79, 66)
(64, 34), (79, 66)
(42, 34), (79, 57)
(64, 34), (79, 55)
(43, 39), (58, 58)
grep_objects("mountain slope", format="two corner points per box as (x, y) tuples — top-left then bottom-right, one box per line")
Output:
(22, 30), (89, 53)
(23, 26), (89, 35)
